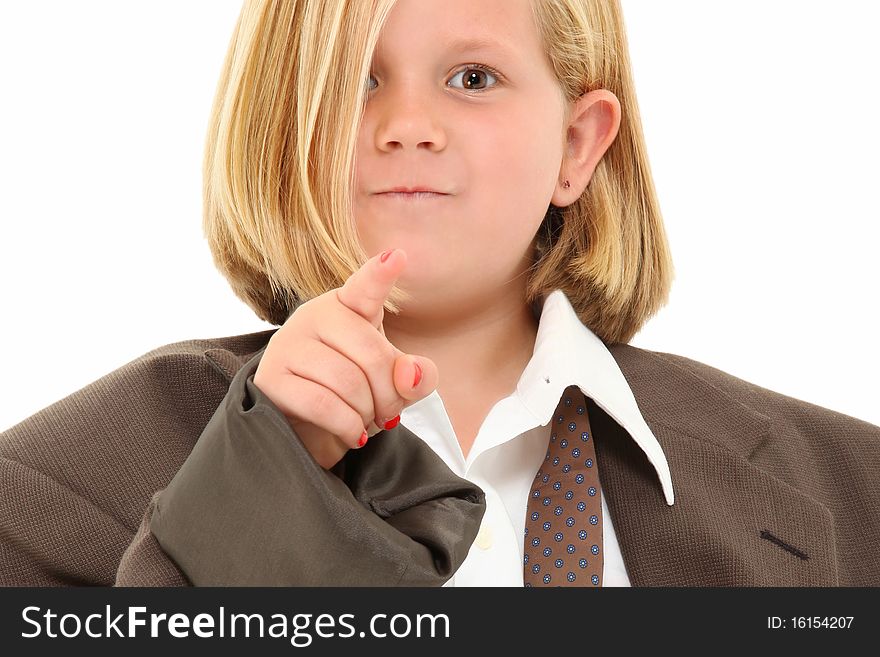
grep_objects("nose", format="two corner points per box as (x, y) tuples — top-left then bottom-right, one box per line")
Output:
(371, 82), (447, 153)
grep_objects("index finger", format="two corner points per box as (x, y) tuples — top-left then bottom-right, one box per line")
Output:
(336, 248), (407, 330)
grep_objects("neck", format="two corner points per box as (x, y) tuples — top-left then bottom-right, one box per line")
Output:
(383, 286), (541, 400)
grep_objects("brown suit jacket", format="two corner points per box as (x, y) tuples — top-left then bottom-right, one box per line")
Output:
(1, 328), (878, 586)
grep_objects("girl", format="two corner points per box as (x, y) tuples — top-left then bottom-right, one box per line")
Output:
(1, 0), (878, 587)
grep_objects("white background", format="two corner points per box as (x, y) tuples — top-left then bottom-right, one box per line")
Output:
(1, 1), (877, 432)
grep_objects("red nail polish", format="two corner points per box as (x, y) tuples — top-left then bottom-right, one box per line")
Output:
(380, 249), (394, 263)
(383, 415), (400, 430)
(358, 431), (368, 447)
(412, 362), (422, 388)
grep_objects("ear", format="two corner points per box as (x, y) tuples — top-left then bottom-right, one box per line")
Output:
(552, 89), (622, 207)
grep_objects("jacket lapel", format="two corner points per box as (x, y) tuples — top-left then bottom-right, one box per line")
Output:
(595, 344), (838, 586)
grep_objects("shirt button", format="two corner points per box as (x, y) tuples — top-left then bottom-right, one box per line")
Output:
(475, 524), (493, 550)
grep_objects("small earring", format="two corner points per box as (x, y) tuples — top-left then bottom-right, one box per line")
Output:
(562, 180), (570, 189)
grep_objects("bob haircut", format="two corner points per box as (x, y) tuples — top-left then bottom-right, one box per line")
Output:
(202, 0), (674, 345)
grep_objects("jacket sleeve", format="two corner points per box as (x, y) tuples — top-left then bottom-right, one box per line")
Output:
(0, 455), (189, 586)
(149, 349), (487, 586)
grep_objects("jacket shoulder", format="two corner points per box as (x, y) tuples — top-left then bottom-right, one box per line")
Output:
(133, 328), (277, 380)
(658, 348), (877, 433)
(610, 342), (879, 434)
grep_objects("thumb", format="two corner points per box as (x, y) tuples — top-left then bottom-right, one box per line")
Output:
(393, 352), (439, 403)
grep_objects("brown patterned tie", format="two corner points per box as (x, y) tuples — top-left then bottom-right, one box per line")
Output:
(523, 384), (603, 586)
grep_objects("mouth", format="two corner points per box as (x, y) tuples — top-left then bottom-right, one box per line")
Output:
(374, 192), (450, 201)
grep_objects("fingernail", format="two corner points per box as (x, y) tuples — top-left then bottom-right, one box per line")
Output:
(382, 415), (400, 430)
(380, 249), (395, 263)
(412, 362), (423, 388)
(358, 431), (368, 448)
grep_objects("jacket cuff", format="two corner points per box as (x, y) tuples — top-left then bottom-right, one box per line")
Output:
(150, 348), (486, 585)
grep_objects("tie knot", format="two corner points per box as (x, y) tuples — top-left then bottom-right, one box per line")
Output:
(546, 385), (591, 459)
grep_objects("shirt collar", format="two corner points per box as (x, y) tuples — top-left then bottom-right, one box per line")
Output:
(399, 289), (675, 507)
(519, 289), (674, 505)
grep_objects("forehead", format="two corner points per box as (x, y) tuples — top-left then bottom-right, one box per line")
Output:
(373, 0), (539, 61)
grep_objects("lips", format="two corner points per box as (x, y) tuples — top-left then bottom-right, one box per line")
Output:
(375, 191), (449, 200)
(375, 185), (450, 194)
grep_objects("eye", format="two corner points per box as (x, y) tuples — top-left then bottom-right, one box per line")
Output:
(364, 63), (502, 94)
(448, 64), (501, 92)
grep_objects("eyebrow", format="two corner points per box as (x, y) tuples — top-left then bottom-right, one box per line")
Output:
(445, 37), (517, 59)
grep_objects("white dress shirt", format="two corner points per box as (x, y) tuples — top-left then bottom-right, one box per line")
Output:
(399, 288), (676, 586)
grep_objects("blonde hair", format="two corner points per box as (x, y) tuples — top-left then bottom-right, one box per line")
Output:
(202, 0), (674, 345)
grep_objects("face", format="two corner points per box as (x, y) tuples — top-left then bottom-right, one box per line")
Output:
(351, 0), (567, 318)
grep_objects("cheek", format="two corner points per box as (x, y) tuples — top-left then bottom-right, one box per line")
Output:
(471, 116), (558, 243)
(472, 104), (559, 192)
